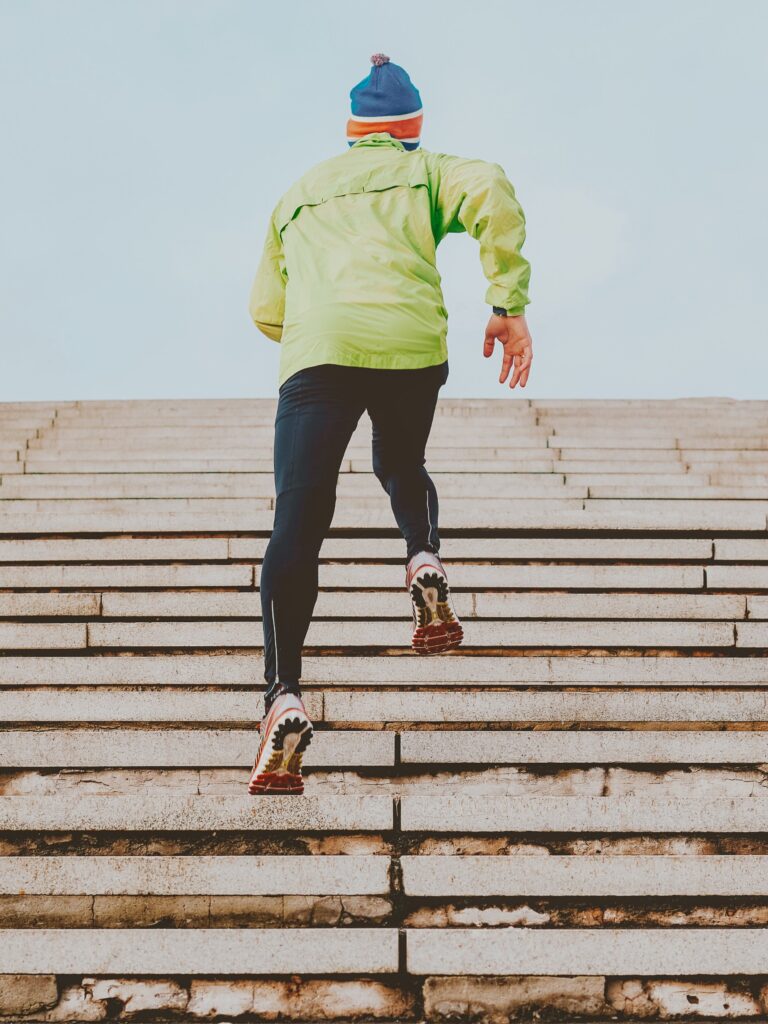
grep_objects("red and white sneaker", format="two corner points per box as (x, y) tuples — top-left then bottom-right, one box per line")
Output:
(248, 692), (313, 795)
(406, 551), (463, 655)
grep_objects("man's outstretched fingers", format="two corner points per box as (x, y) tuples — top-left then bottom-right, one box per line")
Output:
(483, 330), (496, 358)
(499, 349), (514, 384)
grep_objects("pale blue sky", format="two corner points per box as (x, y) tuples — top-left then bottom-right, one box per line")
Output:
(1, 0), (765, 401)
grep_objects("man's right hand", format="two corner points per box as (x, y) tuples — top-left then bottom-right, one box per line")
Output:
(483, 313), (533, 388)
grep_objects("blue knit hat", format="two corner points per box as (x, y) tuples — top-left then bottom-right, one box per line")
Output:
(347, 54), (423, 151)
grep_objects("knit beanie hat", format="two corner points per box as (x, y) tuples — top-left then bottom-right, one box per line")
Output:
(347, 53), (423, 151)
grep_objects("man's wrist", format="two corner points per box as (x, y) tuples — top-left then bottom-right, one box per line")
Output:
(492, 305), (508, 317)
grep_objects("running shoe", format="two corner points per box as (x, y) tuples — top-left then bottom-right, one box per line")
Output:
(406, 551), (463, 655)
(248, 692), (314, 795)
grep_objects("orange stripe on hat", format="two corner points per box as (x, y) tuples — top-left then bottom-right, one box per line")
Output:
(346, 112), (423, 140)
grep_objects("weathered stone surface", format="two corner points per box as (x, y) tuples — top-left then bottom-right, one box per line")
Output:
(187, 979), (255, 1017)
(0, 728), (393, 766)
(87, 977), (188, 1014)
(400, 730), (768, 764)
(1, 928), (399, 974)
(0, 854), (390, 896)
(401, 795), (768, 833)
(0, 974), (58, 1014)
(409, 928), (768, 975)
(0, 795), (393, 832)
(423, 974), (607, 1020)
(606, 977), (761, 1018)
(401, 854), (768, 896)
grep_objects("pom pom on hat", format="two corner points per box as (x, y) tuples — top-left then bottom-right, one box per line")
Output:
(347, 54), (423, 150)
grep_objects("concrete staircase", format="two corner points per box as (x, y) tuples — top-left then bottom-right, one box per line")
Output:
(1, 396), (767, 1022)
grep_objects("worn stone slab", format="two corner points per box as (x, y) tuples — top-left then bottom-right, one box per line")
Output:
(472, 593), (745, 620)
(400, 795), (768, 833)
(715, 539), (768, 560)
(85, 619), (737, 650)
(0, 537), (230, 562)
(557, 447), (685, 462)
(550, 436), (679, 449)
(0, 593), (100, 617)
(0, 928), (398, 974)
(559, 460), (688, 473)
(592, 484), (768, 498)
(1, 473), (586, 499)
(98, 591), (470, 620)
(0, 729), (394, 767)
(571, 472), (711, 486)
(746, 596), (768, 619)
(3, 506), (766, 534)
(24, 458), (278, 473)
(327, 691), (768, 723)
(708, 565), (768, 588)
(264, 564), (707, 589)
(0, 623), (87, 649)
(0, 690), (321, 723)
(0, 794), (393, 831)
(401, 854), (768, 896)
(1, 655), (765, 688)
(0, 855), (390, 895)
(736, 622), (768, 647)
(233, 537), (714, 561)
(399, 730), (768, 764)
(0, 497), (273, 514)
(92, 591), (745, 621)
(406, 928), (768, 975)
(0, 655), (263, 686)
(0, 564), (252, 587)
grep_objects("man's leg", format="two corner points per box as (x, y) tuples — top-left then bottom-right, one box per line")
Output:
(260, 365), (365, 713)
(368, 361), (449, 562)
(367, 360), (462, 654)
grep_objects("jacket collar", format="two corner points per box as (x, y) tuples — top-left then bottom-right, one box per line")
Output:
(350, 132), (407, 152)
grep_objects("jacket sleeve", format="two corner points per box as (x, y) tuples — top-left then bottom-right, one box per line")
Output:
(248, 210), (287, 342)
(426, 152), (531, 316)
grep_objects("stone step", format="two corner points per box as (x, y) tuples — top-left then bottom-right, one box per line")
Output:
(0, 562), (708, 588)
(591, 484), (768, 498)
(1, 591), (745, 621)
(398, 730), (768, 764)
(2, 506), (765, 532)
(0, 928), (399, 975)
(0, 690), (321, 722)
(0, 535), (716, 562)
(715, 538), (768, 559)
(399, 795), (768, 832)
(0, 478), (587, 499)
(81, 619), (738, 650)
(400, 854), (768, 895)
(0, 729), (762, 767)
(325, 691), (768, 723)
(1, 655), (764, 687)
(0, 855), (390, 895)
(0, 729), (394, 767)
(0, 795), (393, 831)
(708, 565), (768, 587)
(406, 928), (768, 975)
(3, 689), (760, 724)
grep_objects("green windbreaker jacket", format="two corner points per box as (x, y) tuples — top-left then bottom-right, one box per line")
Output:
(249, 133), (530, 386)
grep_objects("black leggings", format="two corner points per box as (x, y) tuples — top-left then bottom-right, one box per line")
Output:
(260, 360), (449, 709)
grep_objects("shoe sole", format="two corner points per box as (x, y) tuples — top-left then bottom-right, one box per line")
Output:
(248, 712), (313, 796)
(412, 619), (463, 655)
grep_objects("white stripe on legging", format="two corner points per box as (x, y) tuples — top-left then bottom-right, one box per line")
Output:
(271, 599), (279, 682)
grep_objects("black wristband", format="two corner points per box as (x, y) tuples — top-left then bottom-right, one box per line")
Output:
(492, 306), (508, 317)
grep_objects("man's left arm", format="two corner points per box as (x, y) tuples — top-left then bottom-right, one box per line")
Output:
(248, 212), (287, 342)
